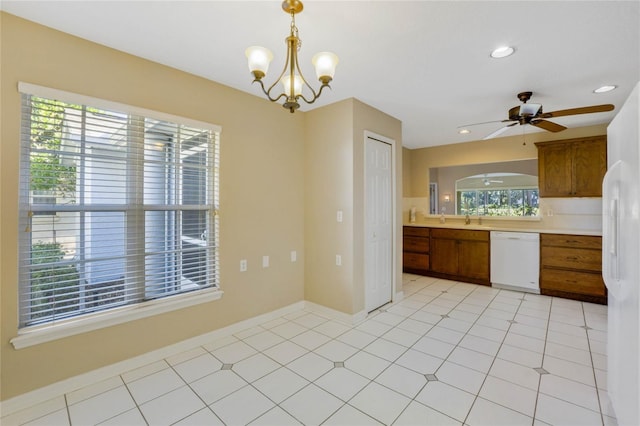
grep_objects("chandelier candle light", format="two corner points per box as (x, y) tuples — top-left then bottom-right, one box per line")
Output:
(245, 0), (338, 113)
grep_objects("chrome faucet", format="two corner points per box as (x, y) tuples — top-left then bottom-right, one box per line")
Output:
(464, 214), (471, 225)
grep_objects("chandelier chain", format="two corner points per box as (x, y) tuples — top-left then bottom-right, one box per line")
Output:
(290, 12), (301, 51)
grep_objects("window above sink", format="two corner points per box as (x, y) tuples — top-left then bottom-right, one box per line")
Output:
(429, 159), (539, 217)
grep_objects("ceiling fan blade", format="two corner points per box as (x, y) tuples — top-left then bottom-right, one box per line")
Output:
(541, 104), (614, 118)
(483, 122), (518, 140)
(457, 119), (513, 128)
(530, 119), (567, 132)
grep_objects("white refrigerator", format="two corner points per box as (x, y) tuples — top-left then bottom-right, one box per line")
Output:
(603, 81), (640, 426)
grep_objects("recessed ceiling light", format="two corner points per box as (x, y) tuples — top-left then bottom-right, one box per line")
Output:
(593, 85), (617, 93)
(490, 46), (515, 59)
(458, 129), (470, 135)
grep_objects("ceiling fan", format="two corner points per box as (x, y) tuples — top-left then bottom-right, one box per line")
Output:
(483, 175), (503, 186)
(461, 91), (614, 140)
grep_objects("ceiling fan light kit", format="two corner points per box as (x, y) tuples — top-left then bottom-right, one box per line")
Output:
(245, 0), (338, 113)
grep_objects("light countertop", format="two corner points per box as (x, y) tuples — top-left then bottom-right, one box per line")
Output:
(403, 221), (602, 236)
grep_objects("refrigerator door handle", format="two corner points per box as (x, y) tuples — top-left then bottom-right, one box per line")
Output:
(602, 160), (623, 293)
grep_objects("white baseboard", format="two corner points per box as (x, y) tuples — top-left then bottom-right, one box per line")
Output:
(303, 301), (368, 325)
(394, 291), (405, 302)
(1, 301), (306, 417)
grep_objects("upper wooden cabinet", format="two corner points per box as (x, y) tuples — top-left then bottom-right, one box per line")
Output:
(535, 136), (607, 197)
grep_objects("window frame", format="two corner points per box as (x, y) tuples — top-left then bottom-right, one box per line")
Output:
(12, 83), (223, 350)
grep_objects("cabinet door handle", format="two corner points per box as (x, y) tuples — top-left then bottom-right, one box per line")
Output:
(566, 256), (579, 260)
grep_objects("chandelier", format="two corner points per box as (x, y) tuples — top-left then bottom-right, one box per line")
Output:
(245, 0), (338, 113)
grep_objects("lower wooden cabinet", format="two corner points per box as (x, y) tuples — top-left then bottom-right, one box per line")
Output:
(403, 226), (606, 303)
(430, 228), (490, 285)
(540, 233), (606, 304)
(403, 227), (430, 274)
(403, 226), (490, 286)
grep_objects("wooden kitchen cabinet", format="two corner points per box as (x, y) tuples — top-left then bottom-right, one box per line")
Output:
(536, 136), (607, 197)
(403, 226), (430, 274)
(430, 228), (490, 285)
(540, 233), (606, 304)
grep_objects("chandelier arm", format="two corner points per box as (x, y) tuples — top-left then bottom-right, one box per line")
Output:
(297, 83), (331, 105)
(253, 78), (289, 103)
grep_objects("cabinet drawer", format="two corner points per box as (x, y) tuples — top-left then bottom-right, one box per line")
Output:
(404, 236), (429, 253)
(403, 226), (430, 237)
(403, 252), (429, 270)
(541, 234), (602, 250)
(431, 228), (489, 242)
(540, 268), (605, 296)
(540, 246), (602, 272)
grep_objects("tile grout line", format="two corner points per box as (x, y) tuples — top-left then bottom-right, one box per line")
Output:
(583, 301), (607, 426)
(460, 289), (531, 425)
(530, 291), (554, 425)
(534, 298), (606, 423)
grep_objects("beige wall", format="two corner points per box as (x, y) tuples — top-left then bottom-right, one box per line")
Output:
(407, 124), (608, 198)
(304, 99), (402, 315)
(402, 147), (412, 197)
(303, 99), (355, 313)
(1, 13), (306, 400)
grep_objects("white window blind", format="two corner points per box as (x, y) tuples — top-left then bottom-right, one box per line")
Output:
(18, 87), (220, 328)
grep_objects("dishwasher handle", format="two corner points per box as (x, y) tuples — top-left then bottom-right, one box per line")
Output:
(491, 231), (540, 241)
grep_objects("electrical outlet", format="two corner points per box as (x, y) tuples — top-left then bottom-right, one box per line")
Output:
(262, 255), (269, 268)
(240, 259), (247, 272)
(337, 210), (343, 222)
(291, 250), (297, 262)
(336, 254), (342, 266)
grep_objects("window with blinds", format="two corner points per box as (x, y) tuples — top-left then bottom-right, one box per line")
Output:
(18, 89), (220, 328)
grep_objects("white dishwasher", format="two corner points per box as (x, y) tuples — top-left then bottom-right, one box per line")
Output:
(490, 231), (540, 293)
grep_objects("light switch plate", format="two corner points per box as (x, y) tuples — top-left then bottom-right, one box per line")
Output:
(240, 259), (247, 272)
(291, 250), (297, 262)
(262, 256), (269, 268)
(336, 254), (342, 266)
(337, 210), (343, 222)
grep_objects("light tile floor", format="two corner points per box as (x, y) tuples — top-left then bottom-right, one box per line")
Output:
(2, 274), (616, 426)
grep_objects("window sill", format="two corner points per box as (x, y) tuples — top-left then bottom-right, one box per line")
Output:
(10, 288), (224, 350)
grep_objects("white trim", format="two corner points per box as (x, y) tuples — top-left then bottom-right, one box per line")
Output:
(303, 301), (368, 326)
(363, 131), (397, 313)
(1, 300), (306, 416)
(11, 289), (224, 350)
(17, 82), (222, 133)
(394, 291), (405, 303)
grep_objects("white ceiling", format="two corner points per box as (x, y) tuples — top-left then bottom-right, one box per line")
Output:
(2, 1), (639, 148)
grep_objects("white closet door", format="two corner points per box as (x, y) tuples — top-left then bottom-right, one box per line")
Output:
(365, 136), (393, 312)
